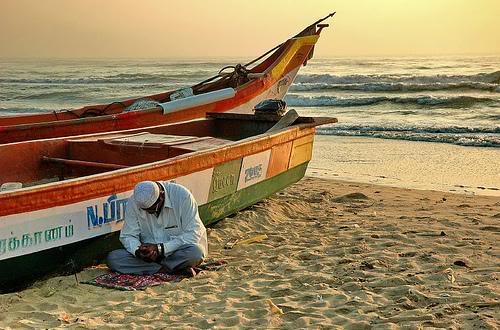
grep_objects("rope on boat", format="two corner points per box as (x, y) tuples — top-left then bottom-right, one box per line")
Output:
(67, 101), (127, 119)
(218, 64), (250, 76)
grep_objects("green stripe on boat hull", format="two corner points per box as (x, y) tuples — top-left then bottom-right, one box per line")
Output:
(200, 162), (308, 224)
(0, 162), (308, 292)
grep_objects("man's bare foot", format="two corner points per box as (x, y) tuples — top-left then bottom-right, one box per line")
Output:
(180, 267), (197, 278)
(158, 266), (196, 277)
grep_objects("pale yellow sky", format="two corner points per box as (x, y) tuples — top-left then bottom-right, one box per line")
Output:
(0, 0), (499, 59)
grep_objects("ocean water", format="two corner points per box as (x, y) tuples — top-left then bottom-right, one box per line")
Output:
(0, 56), (499, 148)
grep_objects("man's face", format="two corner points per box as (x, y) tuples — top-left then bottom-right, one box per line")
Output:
(142, 201), (161, 214)
(142, 190), (165, 216)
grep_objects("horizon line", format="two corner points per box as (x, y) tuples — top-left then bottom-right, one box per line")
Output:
(1, 52), (499, 61)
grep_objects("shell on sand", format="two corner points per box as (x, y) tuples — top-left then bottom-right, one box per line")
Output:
(265, 299), (284, 315)
(444, 268), (456, 283)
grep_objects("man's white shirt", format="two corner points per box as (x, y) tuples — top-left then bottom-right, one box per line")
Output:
(120, 181), (208, 257)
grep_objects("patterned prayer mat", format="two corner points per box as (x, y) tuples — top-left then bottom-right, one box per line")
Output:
(83, 260), (227, 291)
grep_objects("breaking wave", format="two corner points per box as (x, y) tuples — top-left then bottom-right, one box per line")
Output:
(284, 94), (499, 108)
(0, 72), (206, 85)
(290, 81), (500, 93)
(20, 90), (84, 100)
(317, 125), (500, 148)
(295, 70), (500, 84)
(292, 71), (500, 92)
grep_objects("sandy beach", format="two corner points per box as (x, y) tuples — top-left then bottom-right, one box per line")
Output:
(1, 176), (498, 329)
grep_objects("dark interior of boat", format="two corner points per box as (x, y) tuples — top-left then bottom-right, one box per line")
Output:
(0, 113), (319, 191)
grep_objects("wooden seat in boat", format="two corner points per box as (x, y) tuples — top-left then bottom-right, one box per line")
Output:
(45, 132), (232, 172)
(100, 132), (231, 156)
(102, 133), (203, 147)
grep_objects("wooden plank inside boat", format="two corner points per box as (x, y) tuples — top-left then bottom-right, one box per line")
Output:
(103, 133), (202, 147)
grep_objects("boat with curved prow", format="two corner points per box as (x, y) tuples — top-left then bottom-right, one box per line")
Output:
(0, 13), (335, 144)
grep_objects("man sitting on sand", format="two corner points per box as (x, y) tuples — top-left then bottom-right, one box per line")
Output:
(107, 181), (207, 276)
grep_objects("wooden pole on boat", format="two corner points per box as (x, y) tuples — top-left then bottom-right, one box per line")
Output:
(42, 156), (128, 170)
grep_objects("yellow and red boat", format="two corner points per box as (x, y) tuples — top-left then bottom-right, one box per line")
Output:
(0, 13), (334, 144)
(0, 109), (337, 291)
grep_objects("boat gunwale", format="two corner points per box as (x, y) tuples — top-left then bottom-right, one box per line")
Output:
(0, 34), (319, 132)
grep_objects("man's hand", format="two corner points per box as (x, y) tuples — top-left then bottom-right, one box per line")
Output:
(135, 243), (159, 262)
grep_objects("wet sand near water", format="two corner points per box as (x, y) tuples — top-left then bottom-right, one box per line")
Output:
(308, 135), (500, 197)
(0, 177), (499, 329)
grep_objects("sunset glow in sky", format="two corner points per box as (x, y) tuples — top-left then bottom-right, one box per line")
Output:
(1, 0), (499, 58)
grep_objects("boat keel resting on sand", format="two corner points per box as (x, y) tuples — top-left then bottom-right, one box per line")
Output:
(0, 13), (335, 144)
(0, 109), (337, 291)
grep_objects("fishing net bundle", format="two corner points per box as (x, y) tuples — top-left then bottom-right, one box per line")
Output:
(124, 99), (160, 112)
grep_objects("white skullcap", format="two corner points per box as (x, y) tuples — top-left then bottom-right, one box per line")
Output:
(133, 181), (160, 209)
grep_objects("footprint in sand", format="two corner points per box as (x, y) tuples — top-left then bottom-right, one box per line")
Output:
(480, 226), (499, 232)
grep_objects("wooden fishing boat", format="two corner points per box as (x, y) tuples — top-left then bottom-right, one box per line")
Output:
(0, 13), (335, 144)
(0, 108), (337, 291)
